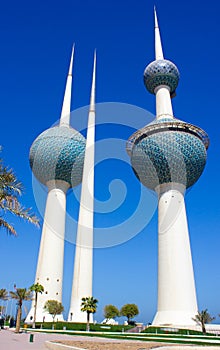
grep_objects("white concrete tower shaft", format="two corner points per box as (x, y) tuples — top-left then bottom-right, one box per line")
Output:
(26, 48), (74, 323)
(31, 180), (69, 322)
(152, 9), (198, 326)
(68, 53), (96, 323)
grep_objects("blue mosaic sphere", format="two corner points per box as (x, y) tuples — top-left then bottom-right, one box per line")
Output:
(144, 59), (180, 94)
(29, 126), (86, 187)
(127, 118), (209, 190)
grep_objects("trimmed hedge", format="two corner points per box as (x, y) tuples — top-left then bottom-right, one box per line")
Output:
(142, 326), (211, 335)
(34, 322), (132, 332)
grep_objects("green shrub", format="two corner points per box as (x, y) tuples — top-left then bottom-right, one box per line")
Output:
(142, 326), (211, 335)
(35, 322), (132, 332)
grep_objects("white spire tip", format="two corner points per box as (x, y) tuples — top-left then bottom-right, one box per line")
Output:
(68, 45), (75, 76)
(154, 6), (159, 28)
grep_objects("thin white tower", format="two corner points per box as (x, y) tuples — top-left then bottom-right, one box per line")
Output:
(152, 10), (198, 324)
(68, 52), (96, 322)
(127, 9), (209, 326)
(26, 47), (86, 323)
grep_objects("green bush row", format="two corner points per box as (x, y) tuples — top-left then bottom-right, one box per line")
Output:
(33, 322), (132, 332)
(142, 326), (210, 335)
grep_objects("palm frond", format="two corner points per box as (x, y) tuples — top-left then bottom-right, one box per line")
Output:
(0, 288), (8, 300)
(0, 165), (23, 196)
(9, 291), (19, 299)
(0, 153), (40, 235)
(0, 196), (40, 227)
(29, 283), (44, 293)
(10, 288), (32, 301)
(8, 206), (40, 226)
(0, 218), (16, 235)
(81, 296), (98, 313)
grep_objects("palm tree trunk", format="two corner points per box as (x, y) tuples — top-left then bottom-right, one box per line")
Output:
(202, 323), (206, 334)
(86, 312), (90, 332)
(33, 293), (37, 328)
(15, 305), (21, 333)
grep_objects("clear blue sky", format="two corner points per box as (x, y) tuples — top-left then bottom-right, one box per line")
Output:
(0, 0), (220, 324)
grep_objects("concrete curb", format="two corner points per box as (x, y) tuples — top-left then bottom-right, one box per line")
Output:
(45, 341), (87, 350)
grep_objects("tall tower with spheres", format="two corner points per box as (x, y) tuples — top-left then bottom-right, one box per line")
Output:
(26, 47), (86, 322)
(127, 9), (209, 326)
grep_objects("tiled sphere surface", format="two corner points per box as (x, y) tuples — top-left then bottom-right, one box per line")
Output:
(144, 59), (180, 94)
(29, 126), (86, 187)
(130, 120), (207, 190)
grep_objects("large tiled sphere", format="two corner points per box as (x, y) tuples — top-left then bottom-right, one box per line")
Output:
(29, 126), (85, 187)
(144, 59), (180, 94)
(128, 118), (208, 190)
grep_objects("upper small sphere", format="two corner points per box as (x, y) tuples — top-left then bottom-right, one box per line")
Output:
(29, 126), (85, 187)
(144, 59), (180, 94)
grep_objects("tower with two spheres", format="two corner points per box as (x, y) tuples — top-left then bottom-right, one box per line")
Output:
(127, 10), (209, 326)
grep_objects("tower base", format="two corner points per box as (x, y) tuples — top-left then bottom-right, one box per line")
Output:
(25, 307), (64, 324)
(152, 310), (197, 326)
(68, 304), (93, 323)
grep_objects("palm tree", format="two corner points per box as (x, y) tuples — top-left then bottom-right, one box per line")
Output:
(10, 288), (32, 333)
(81, 296), (98, 331)
(29, 283), (44, 328)
(192, 309), (215, 334)
(0, 289), (8, 321)
(0, 156), (39, 235)
(0, 288), (8, 301)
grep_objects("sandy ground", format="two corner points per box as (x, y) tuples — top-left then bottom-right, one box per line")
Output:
(55, 339), (173, 350)
(53, 342), (220, 350)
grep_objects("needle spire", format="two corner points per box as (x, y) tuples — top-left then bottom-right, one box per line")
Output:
(154, 7), (164, 60)
(89, 50), (96, 113)
(60, 45), (74, 126)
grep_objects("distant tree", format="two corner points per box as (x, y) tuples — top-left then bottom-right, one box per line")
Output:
(5, 314), (10, 322)
(81, 296), (98, 331)
(0, 154), (39, 235)
(44, 300), (64, 322)
(0, 306), (5, 314)
(10, 288), (32, 333)
(0, 288), (8, 301)
(104, 304), (120, 321)
(120, 303), (139, 323)
(0, 288), (7, 322)
(29, 283), (44, 328)
(192, 309), (215, 334)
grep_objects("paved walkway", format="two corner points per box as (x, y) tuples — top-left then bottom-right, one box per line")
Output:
(0, 328), (85, 350)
